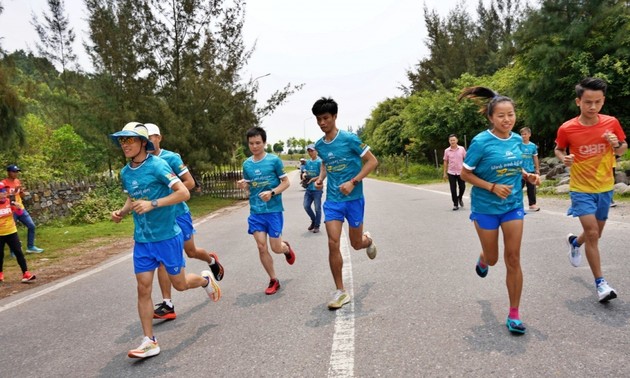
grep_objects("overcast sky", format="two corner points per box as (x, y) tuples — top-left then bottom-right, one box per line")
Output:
(0, 0), (473, 146)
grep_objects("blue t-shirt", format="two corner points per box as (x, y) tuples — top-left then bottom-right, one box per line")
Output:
(463, 130), (524, 214)
(242, 153), (287, 214)
(120, 154), (182, 242)
(304, 157), (323, 192)
(520, 142), (538, 173)
(156, 149), (190, 216)
(315, 130), (369, 202)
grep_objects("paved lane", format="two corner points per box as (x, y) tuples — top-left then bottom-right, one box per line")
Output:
(0, 174), (628, 377)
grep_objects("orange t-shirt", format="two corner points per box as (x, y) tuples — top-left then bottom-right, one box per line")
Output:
(1, 178), (23, 205)
(555, 114), (626, 193)
(0, 200), (18, 236)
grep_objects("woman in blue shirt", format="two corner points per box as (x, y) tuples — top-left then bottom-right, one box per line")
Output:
(459, 87), (540, 335)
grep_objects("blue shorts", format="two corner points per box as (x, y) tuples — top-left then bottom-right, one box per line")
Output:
(567, 191), (613, 221)
(470, 207), (525, 230)
(323, 198), (365, 228)
(176, 212), (196, 241)
(248, 212), (284, 238)
(133, 233), (185, 275)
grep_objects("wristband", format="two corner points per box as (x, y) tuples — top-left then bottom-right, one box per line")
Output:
(490, 183), (496, 193)
(350, 178), (360, 186)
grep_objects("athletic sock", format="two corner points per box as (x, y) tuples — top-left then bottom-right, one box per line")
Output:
(164, 299), (173, 307)
(595, 277), (605, 286)
(209, 256), (216, 265)
(508, 307), (520, 320)
(478, 258), (488, 269)
(570, 237), (581, 248)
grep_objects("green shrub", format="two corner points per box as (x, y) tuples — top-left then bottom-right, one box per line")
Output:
(68, 181), (127, 225)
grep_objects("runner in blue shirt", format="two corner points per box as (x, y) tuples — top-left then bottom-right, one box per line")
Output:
(145, 123), (224, 321)
(302, 144), (323, 233)
(519, 127), (540, 211)
(459, 88), (540, 335)
(311, 97), (379, 310)
(110, 122), (220, 359)
(237, 127), (296, 295)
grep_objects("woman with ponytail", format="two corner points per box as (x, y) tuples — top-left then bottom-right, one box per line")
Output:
(458, 87), (540, 335)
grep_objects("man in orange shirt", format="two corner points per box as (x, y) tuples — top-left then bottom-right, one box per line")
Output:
(555, 77), (626, 303)
(2, 165), (44, 253)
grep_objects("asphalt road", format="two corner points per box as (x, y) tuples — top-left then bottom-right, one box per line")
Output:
(0, 173), (628, 377)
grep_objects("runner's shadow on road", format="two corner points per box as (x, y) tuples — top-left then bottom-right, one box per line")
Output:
(463, 300), (545, 355)
(233, 279), (294, 308)
(565, 276), (630, 327)
(303, 282), (374, 328)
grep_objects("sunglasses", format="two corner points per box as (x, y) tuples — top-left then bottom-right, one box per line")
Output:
(118, 136), (139, 146)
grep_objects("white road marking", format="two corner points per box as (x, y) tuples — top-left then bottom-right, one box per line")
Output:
(0, 208), (237, 314)
(328, 229), (355, 378)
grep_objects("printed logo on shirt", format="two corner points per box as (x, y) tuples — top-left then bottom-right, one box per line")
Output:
(165, 172), (177, 181)
(579, 143), (608, 157)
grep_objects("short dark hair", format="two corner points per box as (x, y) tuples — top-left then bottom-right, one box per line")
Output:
(312, 97), (338, 116)
(448, 134), (457, 138)
(246, 126), (267, 143)
(575, 77), (607, 98)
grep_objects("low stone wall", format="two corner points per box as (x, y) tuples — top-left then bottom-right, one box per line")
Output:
(21, 179), (108, 223)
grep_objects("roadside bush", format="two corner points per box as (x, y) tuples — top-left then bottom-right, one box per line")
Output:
(68, 181), (126, 225)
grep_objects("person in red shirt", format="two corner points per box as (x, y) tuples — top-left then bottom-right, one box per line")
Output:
(0, 182), (36, 283)
(2, 165), (44, 253)
(555, 77), (626, 303)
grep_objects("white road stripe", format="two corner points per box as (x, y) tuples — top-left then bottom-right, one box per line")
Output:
(328, 229), (355, 377)
(0, 208), (237, 314)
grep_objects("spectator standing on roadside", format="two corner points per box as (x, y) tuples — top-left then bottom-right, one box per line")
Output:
(237, 126), (296, 295)
(519, 127), (540, 211)
(0, 182), (36, 283)
(554, 77), (626, 303)
(110, 122), (220, 359)
(2, 165), (44, 253)
(145, 123), (224, 321)
(443, 134), (467, 211)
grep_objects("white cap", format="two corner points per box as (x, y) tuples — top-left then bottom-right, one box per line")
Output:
(145, 123), (161, 136)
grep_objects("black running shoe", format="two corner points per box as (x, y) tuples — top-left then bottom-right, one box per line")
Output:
(153, 302), (176, 320)
(208, 252), (224, 281)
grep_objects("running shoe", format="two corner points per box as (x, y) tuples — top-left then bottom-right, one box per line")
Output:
(452, 206), (459, 211)
(284, 241), (296, 265)
(265, 278), (280, 295)
(153, 302), (176, 320)
(566, 233), (582, 267)
(528, 205), (540, 212)
(597, 280), (618, 303)
(506, 317), (526, 334)
(364, 231), (377, 259)
(610, 201), (617, 208)
(475, 257), (488, 278)
(308, 223), (315, 231)
(327, 290), (351, 310)
(201, 270), (221, 302)
(313, 226), (320, 233)
(21, 271), (36, 283)
(208, 252), (224, 281)
(26, 246), (44, 253)
(128, 336), (160, 358)
(0, 272), (4, 282)
(459, 198), (464, 207)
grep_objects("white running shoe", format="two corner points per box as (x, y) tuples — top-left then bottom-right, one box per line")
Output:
(327, 290), (351, 310)
(201, 270), (221, 302)
(597, 280), (618, 303)
(128, 336), (160, 358)
(566, 233), (582, 267)
(364, 231), (377, 260)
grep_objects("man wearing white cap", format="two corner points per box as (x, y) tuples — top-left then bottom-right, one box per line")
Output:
(144, 123), (225, 321)
(110, 122), (221, 359)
